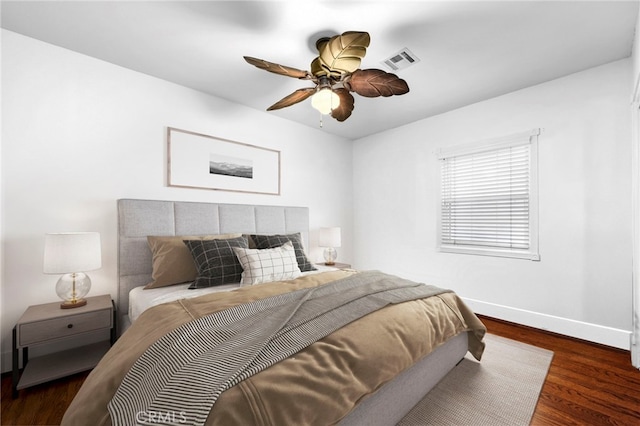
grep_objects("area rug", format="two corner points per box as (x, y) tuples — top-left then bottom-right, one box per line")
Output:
(397, 333), (553, 426)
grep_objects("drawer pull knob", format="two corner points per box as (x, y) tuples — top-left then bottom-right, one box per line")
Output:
(67, 324), (73, 329)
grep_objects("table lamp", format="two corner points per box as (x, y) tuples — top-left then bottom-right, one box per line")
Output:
(319, 227), (341, 266)
(44, 232), (102, 309)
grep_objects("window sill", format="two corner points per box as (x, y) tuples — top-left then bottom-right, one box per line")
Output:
(438, 245), (540, 261)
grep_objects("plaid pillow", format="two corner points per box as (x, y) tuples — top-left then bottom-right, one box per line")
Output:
(184, 236), (249, 288)
(249, 233), (317, 272)
(233, 241), (301, 286)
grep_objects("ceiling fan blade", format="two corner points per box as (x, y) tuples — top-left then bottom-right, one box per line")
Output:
(344, 69), (410, 97)
(244, 56), (313, 80)
(310, 57), (331, 79)
(330, 88), (355, 122)
(312, 31), (370, 78)
(266, 87), (316, 111)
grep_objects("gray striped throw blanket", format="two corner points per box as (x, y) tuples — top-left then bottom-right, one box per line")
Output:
(108, 271), (450, 426)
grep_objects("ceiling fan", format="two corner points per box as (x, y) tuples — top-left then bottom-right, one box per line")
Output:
(244, 31), (410, 122)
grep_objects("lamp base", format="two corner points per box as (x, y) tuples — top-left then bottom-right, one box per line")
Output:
(323, 247), (337, 265)
(56, 272), (91, 310)
(60, 299), (87, 309)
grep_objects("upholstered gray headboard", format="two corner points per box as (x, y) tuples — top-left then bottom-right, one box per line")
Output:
(117, 199), (310, 324)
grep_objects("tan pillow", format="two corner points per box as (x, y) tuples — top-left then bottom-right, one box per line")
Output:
(145, 233), (242, 289)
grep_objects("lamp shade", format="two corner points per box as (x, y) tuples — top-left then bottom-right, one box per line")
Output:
(44, 232), (102, 274)
(311, 89), (340, 115)
(319, 227), (341, 248)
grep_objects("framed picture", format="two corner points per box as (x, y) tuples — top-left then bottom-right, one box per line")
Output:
(167, 127), (281, 195)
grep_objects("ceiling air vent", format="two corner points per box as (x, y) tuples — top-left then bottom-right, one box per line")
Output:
(382, 48), (420, 72)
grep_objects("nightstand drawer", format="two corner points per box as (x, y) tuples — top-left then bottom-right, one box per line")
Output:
(18, 309), (112, 347)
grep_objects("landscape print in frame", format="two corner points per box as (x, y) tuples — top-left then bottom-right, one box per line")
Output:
(167, 127), (281, 195)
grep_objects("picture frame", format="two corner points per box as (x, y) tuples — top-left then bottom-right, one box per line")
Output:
(167, 127), (281, 195)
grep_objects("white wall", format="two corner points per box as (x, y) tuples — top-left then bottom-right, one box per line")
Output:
(353, 59), (633, 349)
(630, 5), (640, 368)
(0, 29), (4, 374)
(0, 30), (353, 372)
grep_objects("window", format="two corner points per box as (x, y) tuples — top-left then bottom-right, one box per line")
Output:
(437, 129), (540, 260)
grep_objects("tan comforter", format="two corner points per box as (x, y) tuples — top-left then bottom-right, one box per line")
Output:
(62, 270), (486, 426)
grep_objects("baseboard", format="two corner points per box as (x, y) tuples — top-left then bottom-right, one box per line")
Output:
(463, 297), (632, 350)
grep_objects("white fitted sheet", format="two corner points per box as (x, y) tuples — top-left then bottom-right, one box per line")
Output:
(128, 265), (340, 323)
(128, 283), (240, 322)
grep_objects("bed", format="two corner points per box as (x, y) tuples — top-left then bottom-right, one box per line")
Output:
(61, 199), (486, 426)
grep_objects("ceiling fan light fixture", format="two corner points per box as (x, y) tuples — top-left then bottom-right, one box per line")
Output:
(244, 31), (409, 122)
(311, 87), (340, 115)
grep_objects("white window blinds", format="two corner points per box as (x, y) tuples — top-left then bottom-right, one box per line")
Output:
(437, 129), (540, 260)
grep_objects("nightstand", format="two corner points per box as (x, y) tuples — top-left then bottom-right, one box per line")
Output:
(316, 262), (352, 270)
(12, 294), (116, 397)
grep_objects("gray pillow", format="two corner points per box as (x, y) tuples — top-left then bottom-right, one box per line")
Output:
(249, 233), (316, 272)
(184, 236), (249, 288)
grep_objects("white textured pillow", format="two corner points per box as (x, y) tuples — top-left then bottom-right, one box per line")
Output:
(233, 241), (301, 286)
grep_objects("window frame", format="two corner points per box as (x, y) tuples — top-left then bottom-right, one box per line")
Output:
(436, 129), (540, 261)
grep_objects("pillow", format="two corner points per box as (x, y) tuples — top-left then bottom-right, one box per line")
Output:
(145, 233), (242, 289)
(249, 233), (317, 272)
(184, 236), (249, 289)
(233, 241), (301, 286)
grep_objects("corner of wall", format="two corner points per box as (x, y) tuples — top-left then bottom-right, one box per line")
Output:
(0, 25), (5, 377)
(632, 3), (640, 102)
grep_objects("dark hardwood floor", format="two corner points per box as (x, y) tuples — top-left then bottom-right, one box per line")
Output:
(1, 369), (89, 425)
(479, 315), (640, 426)
(2, 316), (639, 425)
